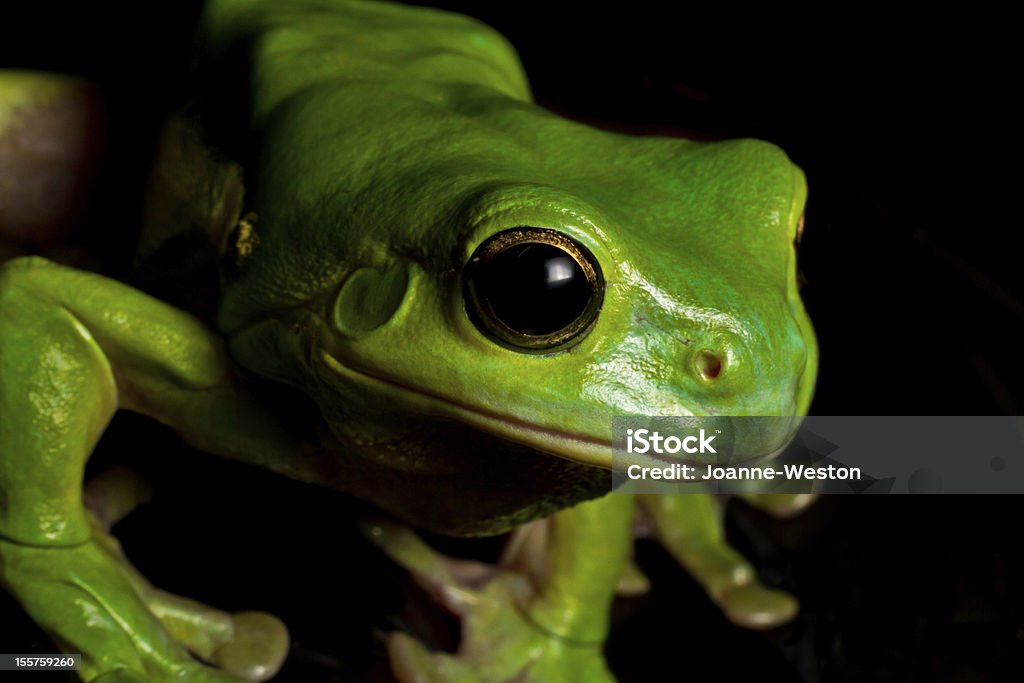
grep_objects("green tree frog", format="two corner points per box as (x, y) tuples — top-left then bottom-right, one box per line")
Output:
(0, 1), (817, 680)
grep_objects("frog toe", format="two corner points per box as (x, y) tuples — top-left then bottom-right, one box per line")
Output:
(614, 558), (651, 596)
(389, 631), (546, 683)
(718, 582), (798, 630)
(387, 599), (612, 683)
(142, 588), (289, 681)
(83, 466), (154, 531)
(209, 611), (289, 682)
(389, 631), (466, 683)
(360, 519), (498, 614)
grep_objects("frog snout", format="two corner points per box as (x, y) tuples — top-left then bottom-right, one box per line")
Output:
(679, 327), (811, 418)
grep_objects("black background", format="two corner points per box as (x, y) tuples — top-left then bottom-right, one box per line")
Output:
(1, 2), (1021, 681)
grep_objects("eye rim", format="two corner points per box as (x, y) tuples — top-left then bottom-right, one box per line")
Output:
(463, 227), (605, 353)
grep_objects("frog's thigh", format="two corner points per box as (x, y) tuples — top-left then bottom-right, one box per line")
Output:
(0, 258), (116, 545)
(0, 257), (285, 681)
(638, 494), (797, 629)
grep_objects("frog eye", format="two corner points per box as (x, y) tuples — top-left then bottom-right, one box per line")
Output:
(463, 227), (604, 353)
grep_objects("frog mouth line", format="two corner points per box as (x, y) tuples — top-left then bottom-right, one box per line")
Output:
(320, 351), (615, 469)
(319, 353), (800, 472)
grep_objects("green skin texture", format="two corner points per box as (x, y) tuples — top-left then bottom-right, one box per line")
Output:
(0, 1), (818, 682)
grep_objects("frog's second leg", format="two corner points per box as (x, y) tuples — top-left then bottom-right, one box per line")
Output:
(0, 256), (294, 681)
(638, 494), (798, 629)
(364, 493), (634, 683)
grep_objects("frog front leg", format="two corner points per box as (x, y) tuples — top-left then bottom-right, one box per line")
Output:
(365, 493), (634, 683)
(0, 256), (292, 681)
(639, 494), (798, 629)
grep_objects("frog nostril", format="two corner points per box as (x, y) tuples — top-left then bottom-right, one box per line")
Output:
(695, 349), (724, 381)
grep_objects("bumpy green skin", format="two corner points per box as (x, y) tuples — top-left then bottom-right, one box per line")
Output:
(0, 1), (817, 681)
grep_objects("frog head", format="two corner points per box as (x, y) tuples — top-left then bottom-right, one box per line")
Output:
(219, 87), (816, 535)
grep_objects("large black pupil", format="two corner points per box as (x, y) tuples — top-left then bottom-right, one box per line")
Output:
(476, 242), (592, 335)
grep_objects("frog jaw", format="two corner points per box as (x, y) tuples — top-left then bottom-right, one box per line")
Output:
(319, 350), (615, 469)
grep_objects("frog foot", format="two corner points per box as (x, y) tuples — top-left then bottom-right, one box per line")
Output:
(639, 494), (798, 630)
(362, 520), (616, 683)
(0, 468), (288, 682)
